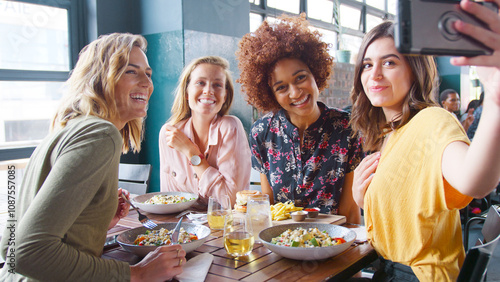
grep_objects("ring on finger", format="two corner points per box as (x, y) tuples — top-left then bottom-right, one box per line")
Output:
(176, 248), (180, 258)
(178, 257), (184, 266)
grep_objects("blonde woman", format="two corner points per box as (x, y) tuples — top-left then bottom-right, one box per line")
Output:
(0, 33), (186, 281)
(159, 56), (251, 207)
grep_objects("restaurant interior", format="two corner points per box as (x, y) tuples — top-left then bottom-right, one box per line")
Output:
(0, 0), (499, 281)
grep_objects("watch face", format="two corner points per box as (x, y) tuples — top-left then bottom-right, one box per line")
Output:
(190, 155), (202, 166)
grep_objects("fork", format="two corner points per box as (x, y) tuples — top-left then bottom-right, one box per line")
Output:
(120, 192), (158, 229)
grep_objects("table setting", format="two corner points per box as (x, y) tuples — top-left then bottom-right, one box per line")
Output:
(104, 189), (377, 281)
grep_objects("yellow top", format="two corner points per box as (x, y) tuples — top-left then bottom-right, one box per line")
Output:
(365, 107), (472, 282)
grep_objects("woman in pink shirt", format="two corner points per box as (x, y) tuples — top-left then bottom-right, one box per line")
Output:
(159, 56), (251, 207)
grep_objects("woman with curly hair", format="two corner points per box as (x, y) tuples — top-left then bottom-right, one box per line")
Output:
(236, 14), (363, 223)
(350, 1), (500, 278)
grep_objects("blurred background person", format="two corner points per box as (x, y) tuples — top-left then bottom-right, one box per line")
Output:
(440, 88), (461, 118)
(460, 98), (480, 132)
(467, 92), (484, 141)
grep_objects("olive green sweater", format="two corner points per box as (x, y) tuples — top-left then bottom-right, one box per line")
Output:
(0, 116), (130, 281)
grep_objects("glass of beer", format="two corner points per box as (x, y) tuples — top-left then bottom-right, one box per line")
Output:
(223, 215), (254, 257)
(207, 195), (232, 230)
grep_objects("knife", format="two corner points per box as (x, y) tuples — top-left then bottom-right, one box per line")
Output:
(171, 217), (183, 244)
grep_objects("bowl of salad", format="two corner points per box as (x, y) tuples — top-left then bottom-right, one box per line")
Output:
(132, 192), (198, 214)
(259, 223), (356, 260)
(117, 222), (210, 257)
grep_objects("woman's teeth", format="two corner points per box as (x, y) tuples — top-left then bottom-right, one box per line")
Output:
(199, 99), (215, 105)
(131, 94), (147, 101)
(292, 95), (308, 106)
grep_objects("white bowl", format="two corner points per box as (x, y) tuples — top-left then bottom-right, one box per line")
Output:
(117, 222), (210, 257)
(132, 192), (198, 214)
(259, 223), (356, 260)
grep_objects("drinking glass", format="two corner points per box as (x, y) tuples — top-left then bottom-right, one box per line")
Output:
(207, 195), (232, 230)
(246, 194), (272, 243)
(223, 215), (254, 257)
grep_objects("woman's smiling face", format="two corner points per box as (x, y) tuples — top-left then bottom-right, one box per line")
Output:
(114, 46), (153, 128)
(361, 37), (414, 122)
(270, 58), (321, 125)
(187, 63), (227, 119)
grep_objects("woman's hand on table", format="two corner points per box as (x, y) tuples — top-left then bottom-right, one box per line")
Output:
(352, 152), (380, 209)
(108, 188), (131, 230)
(130, 244), (186, 282)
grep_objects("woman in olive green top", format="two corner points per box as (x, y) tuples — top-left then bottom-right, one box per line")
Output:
(0, 33), (185, 281)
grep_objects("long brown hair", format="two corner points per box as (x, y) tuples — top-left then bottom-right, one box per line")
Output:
(350, 21), (439, 152)
(52, 33), (148, 153)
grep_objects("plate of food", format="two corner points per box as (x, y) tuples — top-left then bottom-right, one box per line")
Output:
(117, 222), (210, 257)
(259, 223), (356, 260)
(132, 191), (198, 214)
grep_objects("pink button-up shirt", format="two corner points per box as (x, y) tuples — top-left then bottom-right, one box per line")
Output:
(159, 115), (251, 206)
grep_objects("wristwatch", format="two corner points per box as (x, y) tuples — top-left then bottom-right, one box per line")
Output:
(189, 154), (204, 166)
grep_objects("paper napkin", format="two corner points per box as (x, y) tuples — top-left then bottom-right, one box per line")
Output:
(351, 226), (368, 243)
(175, 252), (214, 282)
(186, 213), (208, 225)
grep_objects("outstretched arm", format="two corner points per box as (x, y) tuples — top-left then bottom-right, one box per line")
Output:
(442, 0), (500, 198)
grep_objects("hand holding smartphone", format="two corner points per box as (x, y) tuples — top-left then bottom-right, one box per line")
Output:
(395, 0), (498, 56)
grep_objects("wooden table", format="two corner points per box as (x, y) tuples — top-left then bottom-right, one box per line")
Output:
(103, 209), (378, 281)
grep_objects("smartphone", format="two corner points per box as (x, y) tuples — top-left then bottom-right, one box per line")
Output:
(395, 0), (498, 57)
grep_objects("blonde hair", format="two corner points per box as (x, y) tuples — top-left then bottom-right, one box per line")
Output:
(51, 33), (148, 153)
(168, 56), (234, 125)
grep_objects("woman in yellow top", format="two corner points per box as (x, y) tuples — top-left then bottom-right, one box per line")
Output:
(350, 1), (500, 281)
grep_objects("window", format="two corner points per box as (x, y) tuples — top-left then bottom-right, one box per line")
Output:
(366, 13), (384, 32)
(366, 0), (385, 11)
(267, 0), (300, 14)
(308, 0), (334, 23)
(387, 0), (397, 15)
(340, 4), (361, 30)
(249, 0), (395, 64)
(315, 27), (337, 56)
(0, 0), (75, 160)
(250, 12), (263, 32)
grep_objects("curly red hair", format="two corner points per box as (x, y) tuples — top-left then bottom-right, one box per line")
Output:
(236, 13), (334, 112)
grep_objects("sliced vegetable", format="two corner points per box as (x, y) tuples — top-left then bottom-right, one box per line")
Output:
(310, 238), (319, 247)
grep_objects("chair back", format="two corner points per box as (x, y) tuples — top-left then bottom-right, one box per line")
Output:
(482, 206), (500, 244)
(458, 206), (500, 282)
(457, 234), (500, 282)
(118, 163), (152, 195)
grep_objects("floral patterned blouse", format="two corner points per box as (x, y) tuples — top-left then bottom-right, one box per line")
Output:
(249, 102), (363, 214)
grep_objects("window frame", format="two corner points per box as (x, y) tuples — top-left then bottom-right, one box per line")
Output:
(249, 0), (395, 47)
(0, 0), (87, 161)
